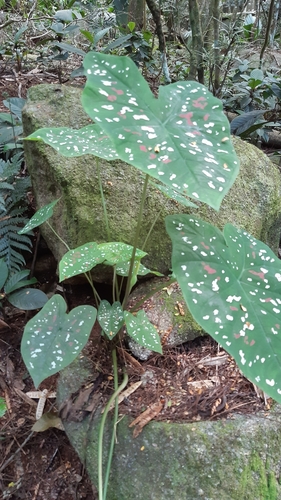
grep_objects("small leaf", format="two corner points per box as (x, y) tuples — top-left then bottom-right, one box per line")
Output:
(32, 412), (64, 432)
(0, 397), (7, 418)
(166, 213), (281, 403)
(8, 288), (48, 310)
(127, 21), (135, 32)
(18, 199), (60, 234)
(4, 269), (33, 294)
(25, 125), (118, 160)
(54, 9), (74, 21)
(59, 242), (104, 281)
(21, 294), (97, 388)
(98, 300), (124, 339)
(124, 310), (162, 353)
(53, 42), (86, 56)
(230, 110), (266, 135)
(80, 29), (94, 43)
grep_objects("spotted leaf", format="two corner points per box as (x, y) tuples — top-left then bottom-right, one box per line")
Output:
(98, 242), (146, 264)
(59, 242), (104, 281)
(166, 214), (281, 402)
(26, 125), (119, 160)
(82, 52), (239, 210)
(21, 294), (97, 388)
(124, 310), (162, 353)
(18, 199), (60, 234)
(98, 300), (124, 339)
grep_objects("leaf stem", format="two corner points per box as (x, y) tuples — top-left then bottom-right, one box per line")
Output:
(103, 348), (119, 499)
(96, 157), (111, 241)
(98, 364), (128, 500)
(122, 174), (149, 309)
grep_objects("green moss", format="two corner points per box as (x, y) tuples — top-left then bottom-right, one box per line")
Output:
(239, 452), (278, 500)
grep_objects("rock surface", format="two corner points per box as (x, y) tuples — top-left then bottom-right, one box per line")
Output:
(57, 357), (281, 500)
(22, 84), (281, 280)
(126, 277), (206, 358)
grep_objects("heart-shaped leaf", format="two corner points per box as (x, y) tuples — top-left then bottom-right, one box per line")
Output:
(59, 242), (104, 281)
(98, 300), (124, 339)
(26, 125), (119, 160)
(18, 199), (60, 234)
(124, 310), (162, 353)
(166, 214), (281, 402)
(21, 294), (97, 388)
(82, 52), (239, 210)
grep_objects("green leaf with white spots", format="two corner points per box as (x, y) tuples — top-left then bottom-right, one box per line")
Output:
(149, 181), (198, 208)
(59, 242), (104, 281)
(98, 242), (146, 265)
(166, 213), (281, 402)
(124, 310), (162, 353)
(114, 260), (163, 279)
(82, 52), (239, 210)
(97, 300), (124, 339)
(26, 125), (119, 161)
(21, 294), (97, 388)
(18, 199), (60, 234)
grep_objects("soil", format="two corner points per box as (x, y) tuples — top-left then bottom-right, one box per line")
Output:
(0, 60), (274, 500)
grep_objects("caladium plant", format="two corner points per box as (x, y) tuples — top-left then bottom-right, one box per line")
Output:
(19, 203), (163, 387)
(22, 51), (240, 388)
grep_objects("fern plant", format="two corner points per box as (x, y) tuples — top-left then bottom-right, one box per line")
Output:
(0, 152), (32, 274)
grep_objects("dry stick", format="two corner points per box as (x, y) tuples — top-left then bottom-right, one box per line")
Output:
(145, 0), (171, 83)
(188, 0), (204, 84)
(0, 431), (34, 473)
(259, 0), (275, 68)
(213, 0), (220, 95)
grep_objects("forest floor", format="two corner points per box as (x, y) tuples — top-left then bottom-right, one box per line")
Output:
(0, 60), (275, 500)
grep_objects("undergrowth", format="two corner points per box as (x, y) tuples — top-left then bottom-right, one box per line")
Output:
(0, 151), (32, 274)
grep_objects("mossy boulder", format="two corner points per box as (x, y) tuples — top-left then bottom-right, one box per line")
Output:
(57, 356), (281, 500)
(22, 84), (281, 280)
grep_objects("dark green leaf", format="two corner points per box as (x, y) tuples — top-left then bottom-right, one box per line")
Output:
(21, 294), (97, 388)
(8, 288), (48, 310)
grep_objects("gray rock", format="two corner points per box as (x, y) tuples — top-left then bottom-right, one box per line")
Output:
(126, 277), (205, 359)
(57, 356), (281, 500)
(22, 84), (281, 281)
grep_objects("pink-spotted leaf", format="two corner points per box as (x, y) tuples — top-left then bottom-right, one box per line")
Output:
(26, 125), (118, 160)
(97, 300), (124, 339)
(98, 242), (146, 264)
(166, 214), (281, 402)
(21, 294), (97, 388)
(82, 52), (239, 210)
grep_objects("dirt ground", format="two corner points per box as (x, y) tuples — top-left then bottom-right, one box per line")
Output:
(0, 60), (273, 500)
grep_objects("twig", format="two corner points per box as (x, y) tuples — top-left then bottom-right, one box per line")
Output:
(0, 431), (34, 472)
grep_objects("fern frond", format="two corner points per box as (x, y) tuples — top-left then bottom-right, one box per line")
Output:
(0, 154), (32, 274)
